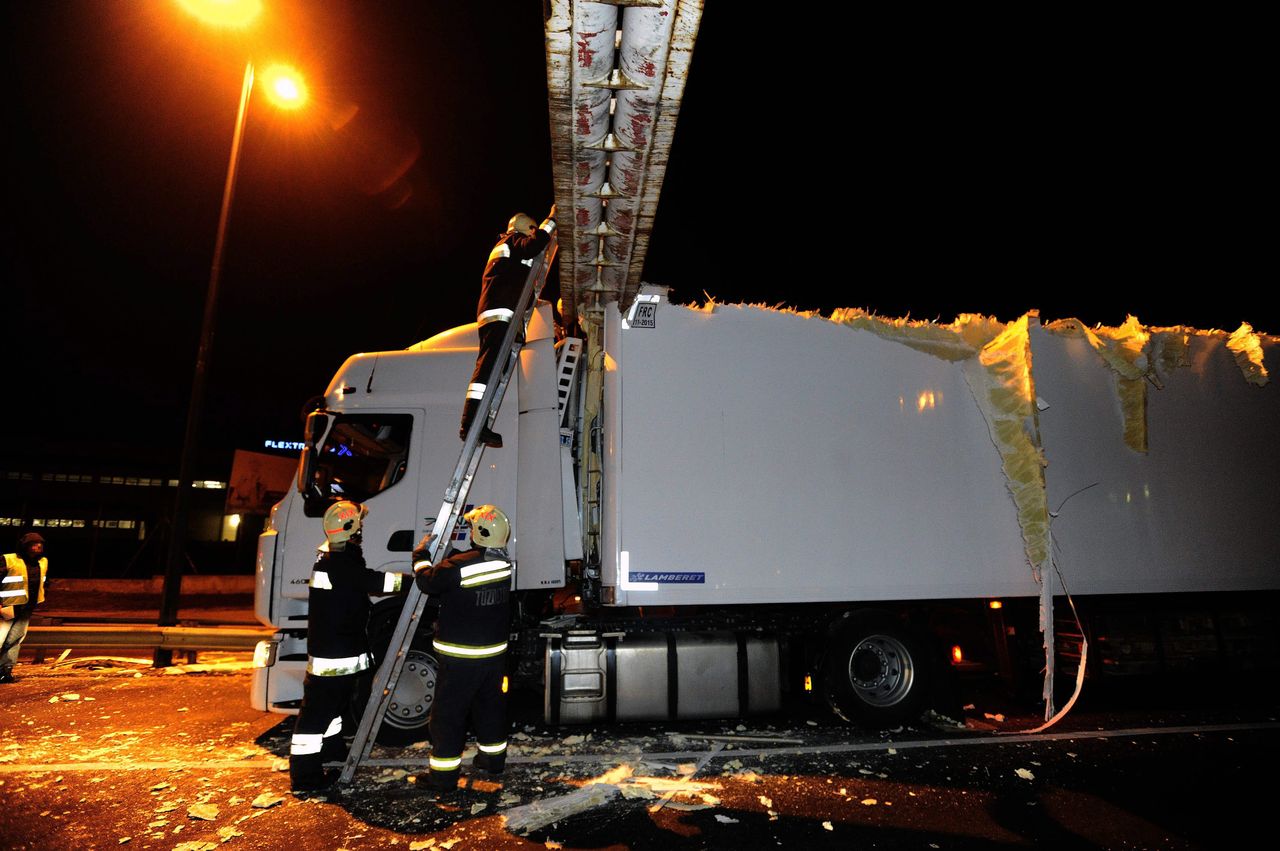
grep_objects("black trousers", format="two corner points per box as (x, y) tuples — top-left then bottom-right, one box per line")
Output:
(290, 672), (357, 789)
(428, 654), (508, 784)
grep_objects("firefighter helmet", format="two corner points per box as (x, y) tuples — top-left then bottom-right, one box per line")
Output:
(464, 505), (510, 548)
(507, 212), (536, 235)
(323, 500), (367, 547)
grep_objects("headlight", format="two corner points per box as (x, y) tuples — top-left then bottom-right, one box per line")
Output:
(253, 639), (278, 669)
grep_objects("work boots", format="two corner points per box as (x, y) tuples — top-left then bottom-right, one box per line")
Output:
(459, 400), (503, 448)
(472, 751), (506, 777)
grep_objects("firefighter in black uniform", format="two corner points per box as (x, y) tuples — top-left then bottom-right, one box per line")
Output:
(412, 505), (514, 793)
(290, 500), (405, 794)
(461, 206), (557, 448)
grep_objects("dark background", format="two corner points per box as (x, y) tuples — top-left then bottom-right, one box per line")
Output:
(5, 1), (1272, 464)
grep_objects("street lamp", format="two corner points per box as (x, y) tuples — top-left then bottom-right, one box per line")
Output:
(157, 1), (307, 665)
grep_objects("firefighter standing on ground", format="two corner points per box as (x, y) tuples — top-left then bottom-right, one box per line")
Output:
(1, 532), (48, 684)
(290, 500), (405, 794)
(413, 505), (514, 793)
(461, 206), (557, 448)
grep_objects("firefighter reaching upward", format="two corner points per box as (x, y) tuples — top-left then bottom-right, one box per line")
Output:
(413, 505), (514, 794)
(290, 500), (405, 795)
(461, 206), (556, 448)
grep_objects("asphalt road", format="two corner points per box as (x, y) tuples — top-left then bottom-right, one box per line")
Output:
(1, 656), (1275, 850)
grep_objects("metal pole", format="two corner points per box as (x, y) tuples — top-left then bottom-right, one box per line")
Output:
(155, 61), (254, 667)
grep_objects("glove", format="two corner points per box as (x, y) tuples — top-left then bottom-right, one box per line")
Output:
(412, 533), (436, 571)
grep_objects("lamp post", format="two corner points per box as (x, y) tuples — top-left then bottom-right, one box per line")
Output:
(157, 0), (307, 665)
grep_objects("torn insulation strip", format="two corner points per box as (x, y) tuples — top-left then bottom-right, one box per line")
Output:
(1226, 322), (1269, 386)
(1044, 317), (1151, 453)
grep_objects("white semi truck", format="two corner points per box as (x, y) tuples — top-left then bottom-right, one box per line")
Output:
(251, 289), (1279, 738)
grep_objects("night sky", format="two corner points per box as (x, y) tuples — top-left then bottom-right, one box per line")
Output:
(6, 2), (1271, 472)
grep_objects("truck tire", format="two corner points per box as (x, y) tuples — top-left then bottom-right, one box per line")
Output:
(823, 611), (932, 727)
(357, 597), (439, 746)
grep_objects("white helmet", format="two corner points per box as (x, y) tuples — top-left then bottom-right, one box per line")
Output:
(323, 500), (367, 547)
(464, 504), (510, 548)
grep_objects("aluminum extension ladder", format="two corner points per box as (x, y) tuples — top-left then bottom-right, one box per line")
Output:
(339, 231), (558, 784)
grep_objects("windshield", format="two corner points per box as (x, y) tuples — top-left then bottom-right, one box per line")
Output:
(307, 413), (412, 506)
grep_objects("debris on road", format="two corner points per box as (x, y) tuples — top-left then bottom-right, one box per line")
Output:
(1015, 768), (1036, 781)
(188, 803), (219, 820)
(503, 783), (619, 834)
(250, 792), (284, 809)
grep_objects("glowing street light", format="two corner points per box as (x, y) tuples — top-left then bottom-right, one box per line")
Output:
(158, 0), (309, 665)
(175, 0), (263, 29)
(261, 63), (309, 110)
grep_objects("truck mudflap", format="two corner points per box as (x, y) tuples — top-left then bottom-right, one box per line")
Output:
(544, 630), (781, 724)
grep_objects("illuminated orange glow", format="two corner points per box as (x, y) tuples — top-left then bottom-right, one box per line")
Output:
(951, 645), (964, 664)
(501, 675), (509, 694)
(916, 390), (939, 412)
(176, 0), (262, 28)
(261, 64), (308, 110)
(989, 600), (1003, 610)
(803, 674), (812, 692)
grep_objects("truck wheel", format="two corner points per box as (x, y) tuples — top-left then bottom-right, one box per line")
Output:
(359, 598), (438, 746)
(375, 648), (439, 746)
(824, 611), (932, 727)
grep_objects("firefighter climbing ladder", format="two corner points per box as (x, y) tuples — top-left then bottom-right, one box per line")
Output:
(339, 233), (559, 784)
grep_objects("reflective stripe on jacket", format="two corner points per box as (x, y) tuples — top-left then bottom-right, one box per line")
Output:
(2, 554), (47, 607)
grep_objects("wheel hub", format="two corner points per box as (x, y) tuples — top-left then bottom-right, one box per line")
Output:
(848, 633), (914, 708)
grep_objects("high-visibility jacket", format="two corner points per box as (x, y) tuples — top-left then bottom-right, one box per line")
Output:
(413, 545), (512, 659)
(477, 217), (556, 327)
(306, 543), (405, 676)
(2, 554), (47, 608)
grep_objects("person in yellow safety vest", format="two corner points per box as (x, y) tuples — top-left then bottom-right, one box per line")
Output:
(1, 532), (49, 684)
(290, 501), (406, 795)
(460, 205), (557, 449)
(413, 505), (514, 795)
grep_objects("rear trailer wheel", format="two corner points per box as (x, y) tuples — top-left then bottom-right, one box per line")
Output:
(824, 612), (933, 727)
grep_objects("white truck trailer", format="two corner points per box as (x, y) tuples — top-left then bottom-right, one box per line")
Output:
(251, 289), (1280, 737)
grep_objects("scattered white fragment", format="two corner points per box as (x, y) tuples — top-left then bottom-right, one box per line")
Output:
(177, 707), (189, 712)
(1066, 752), (1078, 758)
(173, 842), (217, 851)
(858, 769), (873, 775)
(715, 814), (739, 824)
(805, 720), (817, 726)
(676, 763), (696, 776)
(150, 782), (170, 791)
(861, 799), (878, 806)
(503, 784), (619, 834)
(188, 803), (219, 820)
(1030, 760), (1041, 766)
(823, 821), (834, 831)
(1015, 768), (1035, 781)
(61, 694), (81, 701)
(408, 841), (435, 851)
(561, 734), (585, 746)
(735, 725), (746, 732)
(270, 759), (288, 772)
(471, 802), (488, 815)
(758, 795), (772, 808)
(250, 792), (284, 809)
(155, 802), (178, 813)
(619, 784), (656, 800)
(217, 826), (243, 842)
(887, 748), (897, 755)
(119, 838), (131, 845)
(439, 840), (460, 850)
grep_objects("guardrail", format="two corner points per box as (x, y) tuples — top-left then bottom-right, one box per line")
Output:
(24, 625), (273, 651)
